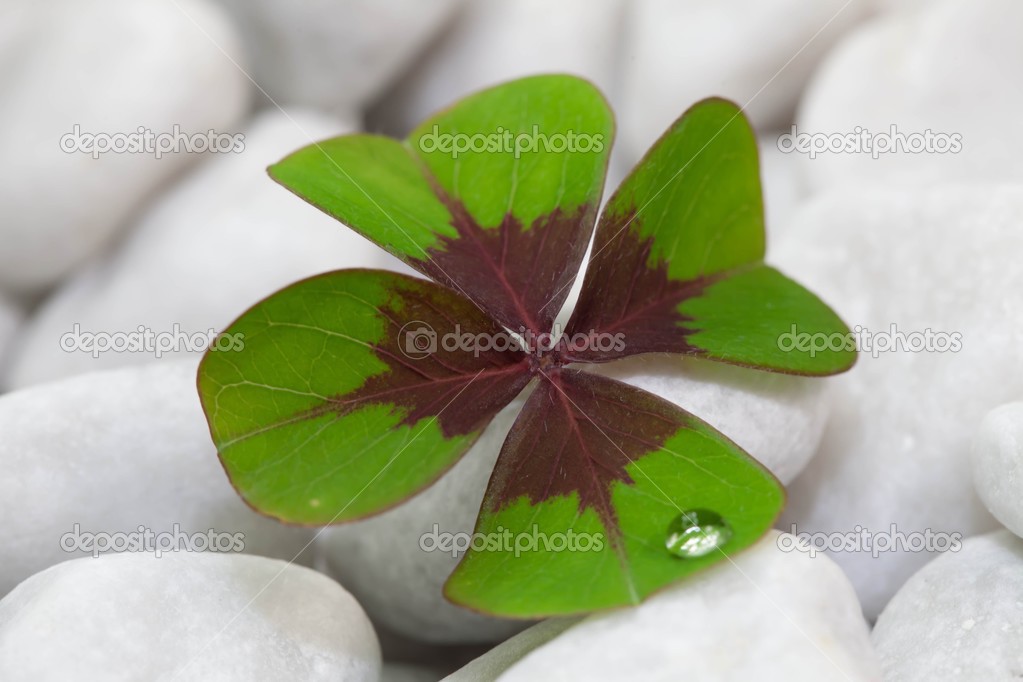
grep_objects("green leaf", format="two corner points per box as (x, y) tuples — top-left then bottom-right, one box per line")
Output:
(269, 75), (614, 334)
(197, 269), (531, 525)
(603, 97), (766, 282)
(564, 98), (855, 375)
(675, 264), (855, 373)
(444, 369), (785, 617)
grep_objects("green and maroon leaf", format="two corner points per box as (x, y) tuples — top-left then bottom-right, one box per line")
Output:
(197, 269), (531, 525)
(563, 98), (854, 375)
(269, 75), (614, 335)
(444, 368), (784, 617)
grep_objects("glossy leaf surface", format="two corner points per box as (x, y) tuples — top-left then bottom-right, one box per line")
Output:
(445, 369), (785, 617)
(565, 99), (855, 375)
(269, 75), (614, 334)
(198, 269), (530, 525)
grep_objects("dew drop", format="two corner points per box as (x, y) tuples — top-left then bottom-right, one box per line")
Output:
(665, 509), (732, 558)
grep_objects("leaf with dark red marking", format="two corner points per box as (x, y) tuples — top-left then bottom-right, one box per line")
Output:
(197, 269), (531, 525)
(444, 369), (785, 617)
(198, 78), (858, 619)
(564, 98), (855, 375)
(268, 75), (614, 334)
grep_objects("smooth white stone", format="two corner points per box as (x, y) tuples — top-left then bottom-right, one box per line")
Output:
(444, 619), (580, 682)
(5, 108), (409, 389)
(0, 0), (249, 293)
(0, 552), (380, 681)
(773, 185), (1023, 619)
(760, 133), (808, 237)
(869, 0), (931, 12)
(371, 0), (626, 136)
(588, 355), (830, 486)
(0, 360), (315, 597)
(0, 295), (22, 380)
(972, 404), (1023, 540)
(497, 532), (880, 681)
(212, 0), (465, 112)
(383, 662), (448, 682)
(794, 0), (1023, 193)
(618, 0), (867, 161)
(872, 530), (1023, 681)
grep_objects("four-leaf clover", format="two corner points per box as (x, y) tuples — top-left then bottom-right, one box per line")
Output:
(198, 75), (854, 618)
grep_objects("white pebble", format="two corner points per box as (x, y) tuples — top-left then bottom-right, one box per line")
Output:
(773, 185), (1023, 618)
(6, 109), (407, 388)
(619, 0), (867, 160)
(0, 360), (314, 597)
(212, 0), (465, 112)
(371, 0), (626, 135)
(972, 403), (1023, 539)
(588, 355), (830, 486)
(0, 295), (22, 379)
(444, 619), (580, 681)
(794, 0), (1023, 192)
(872, 530), (1023, 681)
(0, 552), (380, 681)
(0, 0), (249, 293)
(496, 532), (880, 681)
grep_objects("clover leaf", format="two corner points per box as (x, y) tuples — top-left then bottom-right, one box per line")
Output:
(197, 75), (855, 618)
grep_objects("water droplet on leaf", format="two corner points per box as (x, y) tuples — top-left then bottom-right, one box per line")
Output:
(665, 509), (732, 558)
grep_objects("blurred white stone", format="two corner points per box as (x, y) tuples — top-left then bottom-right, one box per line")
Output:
(972, 404), (1023, 540)
(588, 356), (830, 486)
(371, 0), (626, 135)
(774, 185), (1023, 619)
(619, 0), (867, 161)
(0, 360), (315, 597)
(370, 627), (488, 674)
(0, 553), (380, 681)
(317, 398), (530, 644)
(760, 134), (808, 237)
(872, 530), (1023, 681)
(444, 619), (579, 682)
(868, 0), (930, 12)
(0, 295), (21, 378)
(794, 0), (1023, 193)
(213, 0), (465, 112)
(6, 108), (410, 389)
(383, 663), (447, 682)
(496, 532), (879, 681)
(0, 0), (249, 293)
